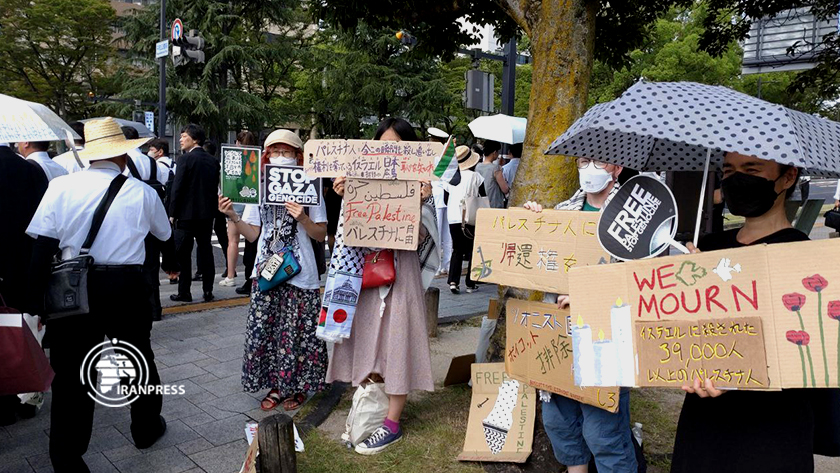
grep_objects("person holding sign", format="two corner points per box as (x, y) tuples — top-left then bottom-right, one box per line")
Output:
(671, 151), (840, 473)
(322, 118), (438, 455)
(219, 129), (329, 413)
(523, 157), (640, 473)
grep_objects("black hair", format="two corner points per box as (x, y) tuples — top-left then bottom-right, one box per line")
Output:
(148, 138), (169, 156)
(69, 121), (85, 144)
(30, 141), (50, 152)
(237, 130), (257, 146)
(778, 163), (800, 199)
(121, 126), (139, 140)
(483, 140), (501, 156)
(181, 123), (206, 145)
(509, 143), (523, 158)
(203, 140), (217, 157)
(374, 117), (418, 141)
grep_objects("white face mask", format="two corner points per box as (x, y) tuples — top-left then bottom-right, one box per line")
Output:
(147, 150), (157, 159)
(578, 164), (613, 193)
(269, 156), (297, 166)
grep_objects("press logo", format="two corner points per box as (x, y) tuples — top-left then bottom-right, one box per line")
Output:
(80, 338), (184, 407)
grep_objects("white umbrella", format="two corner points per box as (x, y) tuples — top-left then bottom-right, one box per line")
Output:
(0, 94), (80, 143)
(468, 114), (527, 144)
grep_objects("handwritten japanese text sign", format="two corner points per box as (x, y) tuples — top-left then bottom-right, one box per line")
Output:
(303, 139), (442, 180)
(343, 179), (420, 251)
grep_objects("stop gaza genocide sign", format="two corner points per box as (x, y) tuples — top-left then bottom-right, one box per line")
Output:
(263, 165), (322, 206)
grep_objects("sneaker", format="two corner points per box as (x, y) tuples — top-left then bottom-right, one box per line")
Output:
(355, 425), (402, 455)
(219, 277), (236, 287)
(466, 286), (477, 293)
(449, 283), (460, 294)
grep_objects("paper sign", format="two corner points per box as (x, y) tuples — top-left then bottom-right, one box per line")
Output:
(635, 317), (769, 388)
(263, 165), (322, 207)
(221, 145), (261, 204)
(568, 239), (840, 389)
(343, 179), (420, 250)
(505, 299), (619, 412)
(470, 208), (609, 293)
(598, 175), (678, 261)
(458, 363), (535, 463)
(303, 139), (443, 180)
(239, 425), (258, 473)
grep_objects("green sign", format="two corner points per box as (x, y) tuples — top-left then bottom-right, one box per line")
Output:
(221, 145), (261, 204)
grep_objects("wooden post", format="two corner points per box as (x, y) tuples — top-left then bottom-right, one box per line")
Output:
(258, 414), (297, 473)
(425, 286), (440, 338)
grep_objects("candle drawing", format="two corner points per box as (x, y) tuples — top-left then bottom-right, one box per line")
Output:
(610, 297), (636, 386)
(572, 315), (596, 386)
(593, 329), (618, 386)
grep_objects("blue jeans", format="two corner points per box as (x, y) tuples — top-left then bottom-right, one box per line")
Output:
(542, 390), (637, 472)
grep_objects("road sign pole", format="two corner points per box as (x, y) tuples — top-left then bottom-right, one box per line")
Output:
(158, 0), (166, 139)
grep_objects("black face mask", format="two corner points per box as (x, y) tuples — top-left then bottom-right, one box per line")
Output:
(721, 172), (784, 218)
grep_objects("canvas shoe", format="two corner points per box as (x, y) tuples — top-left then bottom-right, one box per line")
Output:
(219, 277), (236, 287)
(355, 425), (402, 455)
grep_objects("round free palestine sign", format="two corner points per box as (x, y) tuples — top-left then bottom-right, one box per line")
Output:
(597, 175), (678, 261)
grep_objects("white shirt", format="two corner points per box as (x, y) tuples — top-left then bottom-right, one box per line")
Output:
(446, 169), (484, 225)
(125, 148), (169, 184)
(432, 180), (447, 209)
(53, 147), (88, 174)
(502, 158), (520, 189)
(27, 151), (68, 182)
(834, 180), (840, 201)
(242, 200), (327, 290)
(26, 161), (171, 265)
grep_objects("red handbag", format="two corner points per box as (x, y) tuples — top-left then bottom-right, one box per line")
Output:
(362, 250), (396, 289)
(0, 306), (54, 396)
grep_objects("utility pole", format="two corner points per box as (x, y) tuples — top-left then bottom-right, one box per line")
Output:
(158, 0), (166, 139)
(500, 38), (516, 116)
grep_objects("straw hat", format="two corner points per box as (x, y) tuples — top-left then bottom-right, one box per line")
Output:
(78, 117), (150, 162)
(264, 129), (303, 150)
(455, 145), (480, 170)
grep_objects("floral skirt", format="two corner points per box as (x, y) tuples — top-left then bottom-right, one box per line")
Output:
(242, 282), (327, 397)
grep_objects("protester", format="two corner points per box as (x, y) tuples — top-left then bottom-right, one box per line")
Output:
(324, 117), (438, 454)
(25, 117), (170, 471)
(148, 138), (179, 287)
(200, 140), (230, 282)
(220, 131), (257, 287)
(219, 128), (328, 412)
(523, 157), (639, 472)
(17, 141), (68, 182)
(672, 151), (840, 472)
(169, 124), (220, 302)
(122, 126), (168, 184)
(834, 179), (840, 209)
(53, 121), (87, 173)
(502, 142), (522, 189)
(428, 127), (452, 276)
(445, 145), (485, 294)
(475, 140), (509, 209)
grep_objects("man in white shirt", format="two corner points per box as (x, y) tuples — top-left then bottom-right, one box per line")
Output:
(26, 117), (170, 471)
(502, 142), (522, 195)
(17, 141), (68, 182)
(53, 121), (88, 174)
(122, 126), (169, 184)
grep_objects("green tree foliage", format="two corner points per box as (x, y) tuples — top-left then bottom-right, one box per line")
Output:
(0, 0), (118, 119)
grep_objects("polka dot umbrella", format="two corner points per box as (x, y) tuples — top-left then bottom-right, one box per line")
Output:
(545, 80), (840, 243)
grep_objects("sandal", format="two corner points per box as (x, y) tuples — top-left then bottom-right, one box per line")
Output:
(282, 393), (306, 411)
(260, 390), (282, 411)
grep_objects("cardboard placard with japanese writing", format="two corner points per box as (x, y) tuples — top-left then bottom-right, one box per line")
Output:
(505, 299), (619, 412)
(221, 145), (261, 204)
(303, 139), (443, 180)
(262, 165), (322, 207)
(458, 363), (535, 464)
(343, 179), (420, 250)
(568, 239), (840, 389)
(635, 317), (769, 388)
(470, 208), (609, 293)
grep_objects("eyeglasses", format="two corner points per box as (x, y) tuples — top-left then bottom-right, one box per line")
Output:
(269, 149), (296, 158)
(576, 158), (607, 169)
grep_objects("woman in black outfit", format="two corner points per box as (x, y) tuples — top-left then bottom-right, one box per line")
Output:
(672, 151), (840, 473)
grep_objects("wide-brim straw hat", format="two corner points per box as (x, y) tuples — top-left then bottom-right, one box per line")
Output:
(264, 129), (303, 150)
(78, 117), (150, 162)
(455, 145), (480, 170)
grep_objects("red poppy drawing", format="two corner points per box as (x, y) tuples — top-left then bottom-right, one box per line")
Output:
(782, 293), (806, 312)
(802, 274), (831, 386)
(787, 329), (815, 387)
(786, 330), (810, 345)
(802, 275), (828, 292)
(828, 301), (840, 321)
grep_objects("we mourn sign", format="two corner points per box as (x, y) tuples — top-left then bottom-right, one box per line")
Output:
(568, 240), (840, 389)
(303, 139), (442, 180)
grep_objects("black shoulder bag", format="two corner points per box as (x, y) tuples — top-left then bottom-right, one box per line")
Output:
(126, 155), (166, 201)
(44, 174), (127, 320)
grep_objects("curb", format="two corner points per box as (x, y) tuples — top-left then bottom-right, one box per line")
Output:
(296, 382), (349, 436)
(162, 296), (250, 315)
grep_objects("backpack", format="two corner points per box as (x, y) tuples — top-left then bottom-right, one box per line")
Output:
(126, 154), (166, 202)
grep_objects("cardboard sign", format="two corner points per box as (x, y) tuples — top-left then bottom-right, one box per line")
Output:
(343, 179), (420, 250)
(221, 145), (261, 204)
(303, 139), (443, 180)
(263, 165), (322, 207)
(635, 317), (769, 388)
(568, 239), (840, 389)
(470, 208), (609, 293)
(505, 299), (619, 412)
(598, 175), (678, 261)
(458, 363), (535, 463)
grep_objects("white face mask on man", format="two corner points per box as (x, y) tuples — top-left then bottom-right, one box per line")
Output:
(578, 163), (614, 193)
(268, 156), (297, 166)
(147, 150), (157, 159)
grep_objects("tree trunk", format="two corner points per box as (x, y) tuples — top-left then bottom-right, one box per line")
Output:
(488, 0), (598, 361)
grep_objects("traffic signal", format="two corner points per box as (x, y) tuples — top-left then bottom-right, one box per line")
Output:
(172, 29), (205, 66)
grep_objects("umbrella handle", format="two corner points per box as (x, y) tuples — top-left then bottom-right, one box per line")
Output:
(693, 148), (712, 247)
(668, 238), (690, 255)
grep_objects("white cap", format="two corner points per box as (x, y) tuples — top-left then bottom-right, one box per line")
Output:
(427, 127), (449, 139)
(264, 129), (303, 150)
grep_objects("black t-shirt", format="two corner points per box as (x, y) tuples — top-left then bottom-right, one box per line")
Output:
(672, 227), (840, 473)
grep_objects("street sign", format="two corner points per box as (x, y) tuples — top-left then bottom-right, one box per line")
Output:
(155, 40), (169, 59)
(144, 112), (154, 134)
(171, 18), (183, 41)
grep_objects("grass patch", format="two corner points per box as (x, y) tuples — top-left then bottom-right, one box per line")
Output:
(629, 388), (685, 471)
(298, 385), (482, 473)
(448, 315), (485, 329)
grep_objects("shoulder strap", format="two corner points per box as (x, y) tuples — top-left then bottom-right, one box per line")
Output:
(80, 174), (128, 254)
(148, 155), (158, 182)
(125, 155), (142, 180)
